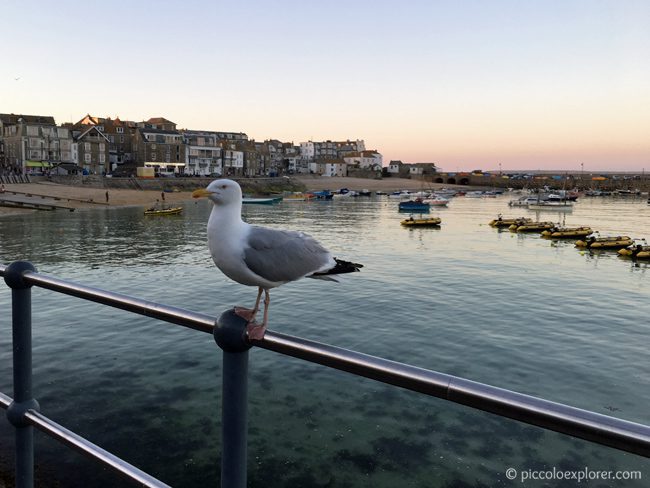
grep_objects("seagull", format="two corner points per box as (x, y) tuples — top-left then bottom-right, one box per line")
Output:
(192, 179), (362, 340)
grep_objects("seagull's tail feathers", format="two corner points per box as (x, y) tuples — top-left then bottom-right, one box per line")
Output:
(309, 258), (363, 281)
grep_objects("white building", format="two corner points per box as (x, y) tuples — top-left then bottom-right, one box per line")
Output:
(387, 160), (403, 174)
(183, 131), (222, 176)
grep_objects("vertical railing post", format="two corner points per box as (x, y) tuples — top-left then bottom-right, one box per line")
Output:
(4, 261), (40, 488)
(213, 309), (252, 488)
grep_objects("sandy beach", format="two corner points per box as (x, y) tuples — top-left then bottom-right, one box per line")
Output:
(0, 176), (465, 216)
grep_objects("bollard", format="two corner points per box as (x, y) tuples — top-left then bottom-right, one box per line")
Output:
(213, 309), (252, 488)
(4, 261), (40, 488)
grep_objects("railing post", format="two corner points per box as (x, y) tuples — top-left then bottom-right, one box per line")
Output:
(213, 309), (252, 488)
(4, 261), (40, 488)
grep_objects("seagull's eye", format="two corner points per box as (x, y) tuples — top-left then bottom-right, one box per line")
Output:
(221, 185), (227, 189)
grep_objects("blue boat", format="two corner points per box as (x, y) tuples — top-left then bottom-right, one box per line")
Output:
(399, 200), (430, 212)
(309, 190), (334, 200)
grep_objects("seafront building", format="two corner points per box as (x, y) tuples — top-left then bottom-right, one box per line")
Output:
(0, 112), (383, 178)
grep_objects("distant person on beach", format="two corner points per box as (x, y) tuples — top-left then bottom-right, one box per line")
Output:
(0, 184), (5, 193)
(161, 191), (165, 201)
(105, 191), (109, 203)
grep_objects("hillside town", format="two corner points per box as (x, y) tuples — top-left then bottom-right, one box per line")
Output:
(0, 113), (439, 180)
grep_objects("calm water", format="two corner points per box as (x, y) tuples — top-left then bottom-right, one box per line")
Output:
(0, 193), (648, 487)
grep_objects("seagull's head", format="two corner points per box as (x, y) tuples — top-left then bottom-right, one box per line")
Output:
(192, 179), (242, 206)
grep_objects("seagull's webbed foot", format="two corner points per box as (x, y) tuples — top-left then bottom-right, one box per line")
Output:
(234, 307), (257, 322)
(246, 321), (267, 341)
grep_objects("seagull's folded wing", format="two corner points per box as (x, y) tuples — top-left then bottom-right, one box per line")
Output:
(243, 226), (335, 283)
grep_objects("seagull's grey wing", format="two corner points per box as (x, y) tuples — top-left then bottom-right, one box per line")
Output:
(243, 226), (334, 283)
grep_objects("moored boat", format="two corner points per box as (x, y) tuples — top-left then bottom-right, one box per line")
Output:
(400, 216), (442, 227)
(541, 226), (593, 238)
(575, 235), (633, 249)
(489, 216), (532, 227)
(144, 206), (183, 216)
(509, 196), (539, 207)
(510, 221), (556, 232)
(399, 199), (430, 212)
(422, 196), (449, 207)
(307, 190), (333, 200)
(283, 192), (309, 202)
(618, 243), (650, 259)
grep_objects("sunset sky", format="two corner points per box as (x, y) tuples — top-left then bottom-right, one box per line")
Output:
(2, 0), (648, 172)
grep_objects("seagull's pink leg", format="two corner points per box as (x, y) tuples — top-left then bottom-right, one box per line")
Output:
(246, 290), (270, 341)
(235, 287), (263, 322)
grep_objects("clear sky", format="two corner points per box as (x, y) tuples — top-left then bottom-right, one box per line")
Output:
(2, 0), (648, 172)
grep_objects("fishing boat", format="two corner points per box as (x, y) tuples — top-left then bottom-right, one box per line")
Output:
(489, 216), (532, 228)
(400, 216), (441, 227)
(144, 206), (183, 216)
(541, 226), (593, 238)
(398, 199), (430, 212)
(575, 235), (633, 249)
(358, 189), (372, 197)
(618, 243), (650, 259)
(510, 221), (556, 232)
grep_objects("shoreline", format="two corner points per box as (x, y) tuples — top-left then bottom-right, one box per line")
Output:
(0, 176), (476, 216)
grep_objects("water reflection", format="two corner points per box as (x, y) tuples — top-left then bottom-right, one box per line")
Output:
(0, 194), (648, 487)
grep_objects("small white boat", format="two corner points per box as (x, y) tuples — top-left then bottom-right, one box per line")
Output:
(422, 196), (449, 207)
(388, 191), (412, 199)
(509, 196), (539, 207)
(465, 191), (484, 198)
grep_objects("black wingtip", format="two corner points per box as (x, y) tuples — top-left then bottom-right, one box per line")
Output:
(310, 258), (363, 278)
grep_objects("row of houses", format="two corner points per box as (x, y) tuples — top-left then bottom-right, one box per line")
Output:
(0, 113), (388, 178)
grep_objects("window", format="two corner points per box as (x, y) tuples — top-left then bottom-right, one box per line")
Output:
(84, 142), (90, 151)
(120, 136), (124, 143)
(84, 154), (91, 162)
(116, 127), (124, 133)
(151, 153), (156, 161)
(99, 143), (105, 151)
(151, 144), (156, 150)
(99, 154), (105, 163)
(109, 135), (114, 143)
(97, 126), (104, 132)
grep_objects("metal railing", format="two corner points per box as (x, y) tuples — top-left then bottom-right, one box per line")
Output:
(1, 260), (649, 488)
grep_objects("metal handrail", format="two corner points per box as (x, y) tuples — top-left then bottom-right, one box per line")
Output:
(0, 393), (170, 488)
(2, 262), (650, 488)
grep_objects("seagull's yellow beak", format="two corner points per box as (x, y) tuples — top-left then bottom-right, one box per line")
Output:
(192, 188), (212, 199)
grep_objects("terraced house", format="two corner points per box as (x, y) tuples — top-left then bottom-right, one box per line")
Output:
(183, 130), (222, 176)
(0, 113), (73, 174)
(133, 124), (186, 176)
(75, 115), (137, 170)
(71, 125), (110, 175)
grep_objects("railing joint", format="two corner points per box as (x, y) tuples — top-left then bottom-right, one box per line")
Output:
(214, 308), (252, 353)
(3, 261), (37, 289)
(7, 401), (40, 428)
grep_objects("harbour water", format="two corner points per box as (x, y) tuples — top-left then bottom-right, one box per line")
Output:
(0, 193), (649, 487)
